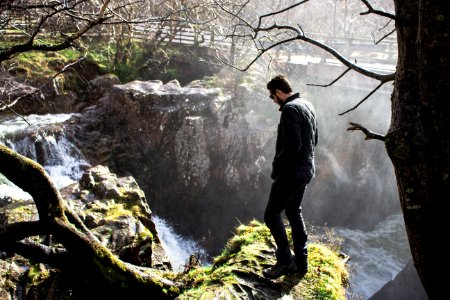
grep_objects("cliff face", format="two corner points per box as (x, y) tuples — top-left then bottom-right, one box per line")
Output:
(66, 77), (276, 254)
(63, 72), (401, 255)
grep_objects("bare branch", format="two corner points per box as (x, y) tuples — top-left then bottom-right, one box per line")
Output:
(374, 28), (396, 45)
(0, 99), (31, 125)
(307, 68), (351, 87)
(298, 32), (394, 82)
(257, 0), (310, 28)
(347, 122), (385, 141)
(0, 240), (68, 269)
(235, 21), (396, 82)
(0, 56), (86, 119)
(71, 0), (110, 40)
(360, 0), (396, 20)
(0, 1), (110, 62)
(1, 221), (47, 241)
(339, 81), (386, 115)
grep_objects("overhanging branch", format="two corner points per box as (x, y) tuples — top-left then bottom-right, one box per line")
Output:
(247, 23), (395, 82)
(307, 67), (351, 87)
(347, 122), (385, 141)
(360, 0), (396, 20)
(339, 81), (386, 115)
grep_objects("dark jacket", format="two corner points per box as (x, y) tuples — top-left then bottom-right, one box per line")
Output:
(271, 93), (318, 182)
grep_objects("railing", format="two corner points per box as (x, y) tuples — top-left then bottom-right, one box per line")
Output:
(2, 23), (397, 66)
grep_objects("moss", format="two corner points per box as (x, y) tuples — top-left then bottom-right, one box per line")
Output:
(7, 203), (36, 222)
(7, 49), (80, 80)
(92, 243), (130, 283)
(130, 205), (144, 217)
(26, 263), (49, 284)
(23, 263), (58, 297)
(176, 220), (349, 300)
(104, 203), (132, 220)
(136, 227), (154, 242)
(299, 244), (349, 299)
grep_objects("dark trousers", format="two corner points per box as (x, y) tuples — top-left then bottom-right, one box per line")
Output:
(264, 176), (308, 266)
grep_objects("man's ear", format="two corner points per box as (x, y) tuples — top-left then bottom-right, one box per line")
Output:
(275, 89), (283, 100)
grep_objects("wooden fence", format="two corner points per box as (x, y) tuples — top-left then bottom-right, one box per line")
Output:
(1, 23), (397, 66)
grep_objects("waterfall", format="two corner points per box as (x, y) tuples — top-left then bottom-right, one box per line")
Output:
(152, 215), (210, 272)
(0, 113), (207, 272)
(0, 113), (89, 190)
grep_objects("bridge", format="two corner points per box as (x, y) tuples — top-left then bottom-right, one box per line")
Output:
(2, 22), (397, 77)
(132, 25), (397, 73)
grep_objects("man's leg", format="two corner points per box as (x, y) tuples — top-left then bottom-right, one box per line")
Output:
(263, 177), (298, 279)
(264, 177), (292, 265)
(285, 184), (308, 272)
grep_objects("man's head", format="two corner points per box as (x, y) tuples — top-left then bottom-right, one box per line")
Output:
(267, 75), (293, 105)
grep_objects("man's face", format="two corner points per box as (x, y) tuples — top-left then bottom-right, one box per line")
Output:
(269, 90), (281, 106)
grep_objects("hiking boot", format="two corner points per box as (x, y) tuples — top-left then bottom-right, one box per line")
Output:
(294, 255), (308, 274)
(263, 260), (298, 279)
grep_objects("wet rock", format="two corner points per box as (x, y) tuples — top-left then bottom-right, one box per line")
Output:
(0, 165), (170, 299)
(65, 77), (276, 254)
(60, 165), (165, 268)
(369, 259), (428, 300)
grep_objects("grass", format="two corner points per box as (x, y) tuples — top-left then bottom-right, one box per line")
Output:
(171, 219), (349, 300)
(6, 49), (79, 80)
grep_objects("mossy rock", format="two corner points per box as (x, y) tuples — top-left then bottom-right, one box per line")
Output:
(175, 220), (349, 300)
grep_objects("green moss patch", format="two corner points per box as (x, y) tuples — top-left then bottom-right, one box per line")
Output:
(174, 220), (349, 300)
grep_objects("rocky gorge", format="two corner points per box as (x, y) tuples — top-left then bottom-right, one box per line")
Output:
(0, 64), (426, 299)
(0, 156), (349, 299)
(63, 73), (276, 255)
(1, 67), (402, 255)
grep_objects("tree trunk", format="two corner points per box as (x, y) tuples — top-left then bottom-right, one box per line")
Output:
(0, 144), (180, 299)
(388, 1), (450, 298)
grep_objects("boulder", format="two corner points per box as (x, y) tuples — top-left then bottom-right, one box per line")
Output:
(369, 259), (428, 300)
(0, 165), (170, 299)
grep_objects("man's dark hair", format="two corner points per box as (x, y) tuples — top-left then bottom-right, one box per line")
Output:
(267, 75), (293, 94)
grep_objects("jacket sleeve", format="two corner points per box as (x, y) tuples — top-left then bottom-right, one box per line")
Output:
(271, 106), (302, 179)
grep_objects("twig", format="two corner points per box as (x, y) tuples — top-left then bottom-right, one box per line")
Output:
(339, 81), (386, 115)
(257, 0), (310, 28)
(0, 56), (86, 123)
(307, 67), (351, 87)
(379, 19), (393, 31)
(0, 99), (30, 125)
(359, 0), (396, 20)
(374, 28), (396, 45)
(347, 122), (385, 141)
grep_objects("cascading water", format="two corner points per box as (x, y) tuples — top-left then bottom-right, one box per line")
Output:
(0, 114), (89, 190)
(152, 215), (210, 271)
(334, 214), (411, 299)
(0, 113), (206, 271)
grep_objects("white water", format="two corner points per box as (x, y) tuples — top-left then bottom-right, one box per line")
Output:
(0, 113), (73, 136)
(0, 113), (207, 272)
(0, 113), (411, 296)
(334, 214), (411, 299)
(153, 215), (209, 272)
(0, 114), (89, 190)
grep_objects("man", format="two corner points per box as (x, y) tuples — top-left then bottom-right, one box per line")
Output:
(263, 75), (318, 279)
